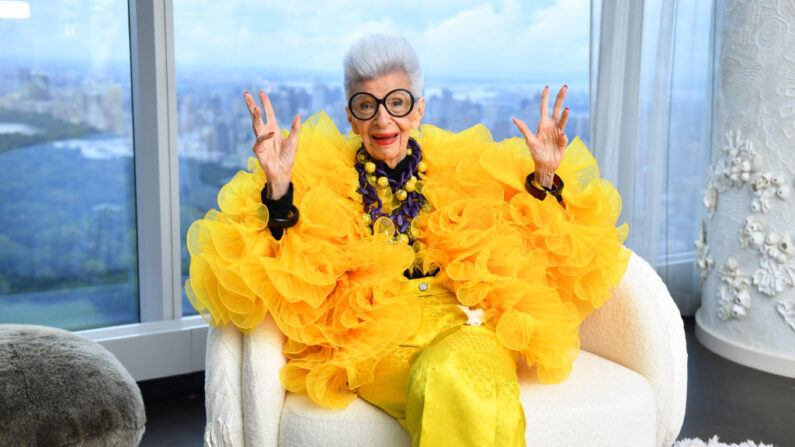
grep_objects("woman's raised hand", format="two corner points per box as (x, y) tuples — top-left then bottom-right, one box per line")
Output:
(512, 85), (569, 188)
(244, 90), (301, 200)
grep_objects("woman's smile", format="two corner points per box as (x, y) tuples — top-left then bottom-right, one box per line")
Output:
(371, 132), (399, 146)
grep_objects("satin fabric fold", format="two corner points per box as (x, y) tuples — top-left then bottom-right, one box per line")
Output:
(357, 277), (525, 446)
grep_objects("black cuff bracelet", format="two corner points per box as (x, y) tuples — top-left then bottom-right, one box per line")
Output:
(268, 204), (300, 229)
(525, 172), (564, 203)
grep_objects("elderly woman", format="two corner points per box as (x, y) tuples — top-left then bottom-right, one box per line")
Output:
(187, 35), (629, 446)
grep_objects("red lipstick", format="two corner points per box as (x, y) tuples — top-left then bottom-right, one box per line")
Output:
(372, 132), (398, 146)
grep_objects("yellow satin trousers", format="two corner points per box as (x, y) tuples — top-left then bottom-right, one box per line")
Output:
(357, 277), (526, 447)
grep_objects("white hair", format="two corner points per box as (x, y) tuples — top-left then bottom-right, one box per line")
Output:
(343, 34), (423, 99)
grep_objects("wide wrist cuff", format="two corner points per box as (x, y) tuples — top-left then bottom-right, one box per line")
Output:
(267, 205), (300, 229)
(262, 182), (299, 229)
(525, 172), (564, 203)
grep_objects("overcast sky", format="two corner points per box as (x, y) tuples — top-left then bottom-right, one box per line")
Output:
(0, 0), (590, 81)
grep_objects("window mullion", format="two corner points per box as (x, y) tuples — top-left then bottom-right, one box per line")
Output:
(163, 0), (181, 318)
(129, 0), (180, 322)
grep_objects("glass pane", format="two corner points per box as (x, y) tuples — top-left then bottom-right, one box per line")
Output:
(0, 0), (138, 330)
(174, 1), (590, 315)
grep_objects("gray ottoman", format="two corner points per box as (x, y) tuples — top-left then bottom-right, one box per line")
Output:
(0, 324), (146, 446)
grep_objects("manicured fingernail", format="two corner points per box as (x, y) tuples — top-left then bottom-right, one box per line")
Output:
(564, 84), (568, 88)
(268, 131), (275, 135)
(565, 107), (569, 110)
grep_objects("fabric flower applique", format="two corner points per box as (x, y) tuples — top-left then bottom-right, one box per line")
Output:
(457, 305), (485, 326)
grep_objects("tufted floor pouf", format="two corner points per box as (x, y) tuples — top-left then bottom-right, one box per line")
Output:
(0, 324), (146, 446)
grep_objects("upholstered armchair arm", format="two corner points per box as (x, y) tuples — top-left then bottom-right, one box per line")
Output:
(204, 316), (286, 447)
(204, 324), (244, 447)
(578, 252), (688, 447)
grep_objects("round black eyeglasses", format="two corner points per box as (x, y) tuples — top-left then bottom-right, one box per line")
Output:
(348, 89), (415, 120)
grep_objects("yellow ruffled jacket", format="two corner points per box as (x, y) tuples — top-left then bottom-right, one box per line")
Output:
(186, 111), (630, 409)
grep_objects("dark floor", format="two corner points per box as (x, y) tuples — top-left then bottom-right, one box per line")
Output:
(138, 316), (795, 446)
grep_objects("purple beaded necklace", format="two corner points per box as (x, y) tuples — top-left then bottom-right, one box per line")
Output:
(354, 138), (426, 236)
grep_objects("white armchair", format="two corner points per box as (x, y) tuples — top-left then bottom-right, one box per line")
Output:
(203, 252), (688, 447)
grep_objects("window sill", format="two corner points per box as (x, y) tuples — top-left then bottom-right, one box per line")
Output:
(76, 315), (208, 381)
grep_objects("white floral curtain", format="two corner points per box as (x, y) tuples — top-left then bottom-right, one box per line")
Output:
(590, 0), (716, 314)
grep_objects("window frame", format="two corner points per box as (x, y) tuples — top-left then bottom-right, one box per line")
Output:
(77, 0), (208, 381)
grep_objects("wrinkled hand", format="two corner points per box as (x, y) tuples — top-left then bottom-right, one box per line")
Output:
(243, 90), (301, 200)
(512, 85), (569, 188)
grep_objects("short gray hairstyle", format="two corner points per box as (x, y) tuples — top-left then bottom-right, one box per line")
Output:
(343, 34), (423, 100)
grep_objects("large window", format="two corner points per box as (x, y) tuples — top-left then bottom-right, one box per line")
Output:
(0, 1), (138, 330)
(0, 0), (593, 379)
(172, 0), (591, 315)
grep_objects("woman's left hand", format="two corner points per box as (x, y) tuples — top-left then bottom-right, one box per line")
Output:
(512, 85), (570, 188)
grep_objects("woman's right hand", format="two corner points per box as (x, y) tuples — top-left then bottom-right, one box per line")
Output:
(244, 90), (301, 200)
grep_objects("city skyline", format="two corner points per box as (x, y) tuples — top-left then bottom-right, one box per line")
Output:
(0, 58), (590, 147)
(0, 56), (592, 326)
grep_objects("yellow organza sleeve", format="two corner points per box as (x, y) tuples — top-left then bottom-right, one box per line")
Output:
(185, 158), (275, 331)
(414, 125), (630, 384)
(185, 112), (422, 408)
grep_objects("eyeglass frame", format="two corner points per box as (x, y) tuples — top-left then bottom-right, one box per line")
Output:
(347, 88), (416, 121)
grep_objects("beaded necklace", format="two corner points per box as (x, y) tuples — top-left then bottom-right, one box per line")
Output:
(354, 138), (428, 244)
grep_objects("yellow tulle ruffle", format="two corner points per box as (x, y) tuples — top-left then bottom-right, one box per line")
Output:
(186, 111), (630, 408)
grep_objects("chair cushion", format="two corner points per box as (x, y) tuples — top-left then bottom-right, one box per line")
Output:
(519, 350), (657, 446)
(278, 350), (656, 447)
(0, 324), (146, 446)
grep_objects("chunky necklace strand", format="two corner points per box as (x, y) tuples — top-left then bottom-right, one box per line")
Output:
(354, 138), (427, 241)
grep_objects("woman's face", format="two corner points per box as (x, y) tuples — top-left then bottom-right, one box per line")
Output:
(346, 70), (425, 169)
